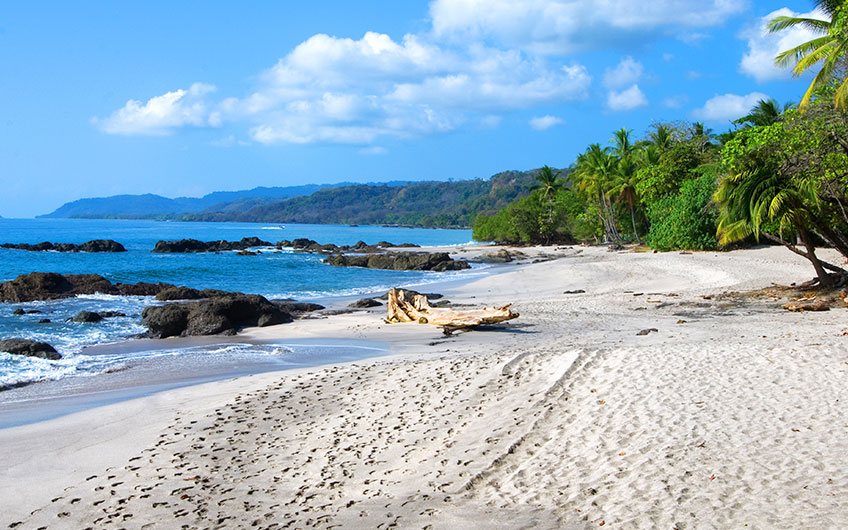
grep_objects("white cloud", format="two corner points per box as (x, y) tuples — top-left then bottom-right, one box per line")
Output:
(359, 146), (388, 155)
(430, 0), (747, 54)
(692, 92), (769, 121)
(603, 56), (644, 88)
(740, 7), (828, 82)
(238, 33), (591, 145)
(98, 29), (593, 144)
(607, 84), (648, 111)
(95, 83), (218, 135)
(529, 115), (564, 130)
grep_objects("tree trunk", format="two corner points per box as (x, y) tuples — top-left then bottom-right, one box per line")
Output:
(799, 227), (833, 287)
(629, 201), (641, 244)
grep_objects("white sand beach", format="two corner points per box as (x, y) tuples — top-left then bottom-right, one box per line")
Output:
(1, 245), (847, 529)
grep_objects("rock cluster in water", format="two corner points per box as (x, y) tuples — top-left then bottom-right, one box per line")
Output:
(142, 295), (293, 338)
(0, 339), (61, 360)
(0, 272), (178, 303)
(277, 239), (420, 254)
(0, 240), (126, 252)
(152, 237), (272, 253)
(325, 252), (470, 272)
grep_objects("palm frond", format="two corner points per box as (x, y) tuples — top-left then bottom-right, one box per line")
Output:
(768, 15), (830, 34)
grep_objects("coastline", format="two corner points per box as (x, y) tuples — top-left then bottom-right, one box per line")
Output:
(2, 244), (847, 527)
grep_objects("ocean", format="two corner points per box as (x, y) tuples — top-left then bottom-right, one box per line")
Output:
(0, 218), (478, 393)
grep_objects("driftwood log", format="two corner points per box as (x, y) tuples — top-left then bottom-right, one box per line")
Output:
(386, 288), (518, 334)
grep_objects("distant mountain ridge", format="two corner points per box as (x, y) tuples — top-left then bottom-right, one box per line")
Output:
(41, 170), (552, 228)
(39, 184), (354, 219)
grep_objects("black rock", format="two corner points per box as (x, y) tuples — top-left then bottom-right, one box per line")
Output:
(0, 240), (126, 252)
(349, 298), (382, 309)
(325, 252), (470, 272)
(155, 286), (206, 301)
(142, 295), (293, 338)
(0, 339), (60, 360)
(12, 308), (25, 315)
(273, 301), (325, 315)
(38, 319), (51, 324)
(70, 311), (104, 323)
(0, 272), (184, 302)
(152, 237), (272, 253)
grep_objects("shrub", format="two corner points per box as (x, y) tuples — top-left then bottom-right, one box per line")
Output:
(646, 170), (718, 251)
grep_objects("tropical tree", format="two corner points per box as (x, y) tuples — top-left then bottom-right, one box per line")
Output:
(531, 165), (565, 244)
(716, 118), (848, 285)
(733, 99), (793, 127)
(573, 144), (622, 243)
(610, 128), (642, 242)
(768, 1), (848, 108)
(647, 123), (675, 151)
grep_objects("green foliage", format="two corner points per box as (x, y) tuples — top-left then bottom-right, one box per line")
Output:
(188, 169), (549, 228)
(635, 135), (716, 203)
(646, 169), (719, 251)
(472, 191), (573, 244)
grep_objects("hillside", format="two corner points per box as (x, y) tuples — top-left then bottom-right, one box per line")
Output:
(184, 170), (545, 228)
(39, 184), (345, 219)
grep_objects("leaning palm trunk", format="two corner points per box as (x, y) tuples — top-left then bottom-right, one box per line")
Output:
(627, 197), (641, 244)
(798, 227), (834, 286)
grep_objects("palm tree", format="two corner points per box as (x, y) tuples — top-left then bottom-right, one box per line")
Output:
(574, 144), (622, 244)
(610, 128), (642, 243)
(715, 158), (839, 285)
(647, 123), (675, 151)
(733, 99), (794, 127)
(531, 165), (564, 244)
(768, 1), (848, 108)
(532, 165), (563, 202)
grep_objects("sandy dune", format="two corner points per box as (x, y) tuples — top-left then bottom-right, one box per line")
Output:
(2, 245), (847, 528)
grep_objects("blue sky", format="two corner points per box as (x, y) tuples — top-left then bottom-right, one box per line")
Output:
(0, 0), (825, 217)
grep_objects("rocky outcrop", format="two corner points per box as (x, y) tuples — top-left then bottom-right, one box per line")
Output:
(0, 339), (60, 360)
(152, 237), (271, 253)
(154, 286), (231, 301)
(349, 298), (382, 309)
(276, 239), (420, 254)
(475, 249), (526, 263)
(273, 300), (325, 316)
(325, 252), (470, 272)
(0, 240), (126, 252)
(142, 295), (293, 338)
(0, 272), (179, 302)
(70, 311), (104, 323)
(69, 310), (127, 323)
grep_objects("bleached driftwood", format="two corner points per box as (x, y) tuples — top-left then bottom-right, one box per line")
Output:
(385, 288), (518, 334)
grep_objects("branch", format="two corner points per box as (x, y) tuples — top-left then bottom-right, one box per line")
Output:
(760, 232), (847, 274)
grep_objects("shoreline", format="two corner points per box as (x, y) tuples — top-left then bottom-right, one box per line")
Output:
(0, 245), (513, 427)
(2, 244), (847, 527)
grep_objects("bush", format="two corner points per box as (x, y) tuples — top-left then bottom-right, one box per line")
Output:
(472, 192), (573, 244)
(646, 170), (718, 251)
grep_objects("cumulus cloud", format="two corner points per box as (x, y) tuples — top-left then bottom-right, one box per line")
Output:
(98, 30), (592, 144)
(603, 57), (644, 88)
(692, 92), (769, 121)
(430, 0), (747, 54)
(529, 115), (564, 130)
(607, 84), (648, 111)
(236, 33), (591, 145)
(95, 83), (218, 135)
(740, 7), (828, 82)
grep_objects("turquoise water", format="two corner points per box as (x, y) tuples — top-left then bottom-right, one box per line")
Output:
(0, 218), (476, 388)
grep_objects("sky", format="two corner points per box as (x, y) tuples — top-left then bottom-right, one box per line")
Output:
(0, 0), (827, 218)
